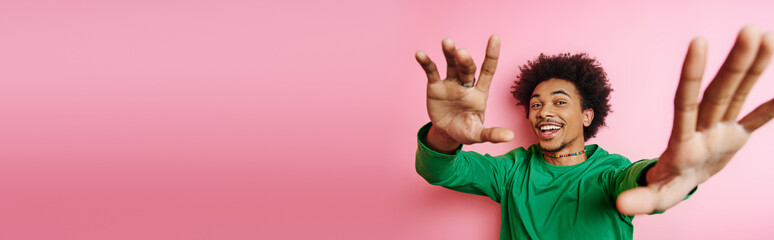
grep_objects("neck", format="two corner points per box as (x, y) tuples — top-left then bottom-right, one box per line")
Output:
(542, 145), (588, 166)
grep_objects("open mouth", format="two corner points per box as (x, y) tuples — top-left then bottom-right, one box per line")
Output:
(537, 122), (563, 139)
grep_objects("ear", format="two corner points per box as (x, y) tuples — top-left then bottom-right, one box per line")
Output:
(583, 108), (594, 127)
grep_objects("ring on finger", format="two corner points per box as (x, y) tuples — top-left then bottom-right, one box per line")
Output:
(459, 78), (475, 87)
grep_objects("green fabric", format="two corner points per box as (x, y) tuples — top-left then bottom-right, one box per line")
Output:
(415, 123), (680, 240)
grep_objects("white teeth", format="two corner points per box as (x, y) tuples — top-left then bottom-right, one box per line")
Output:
(540, 125), (561, 131)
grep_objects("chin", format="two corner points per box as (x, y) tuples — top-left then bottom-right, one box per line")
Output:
(539, 140), (567, 153)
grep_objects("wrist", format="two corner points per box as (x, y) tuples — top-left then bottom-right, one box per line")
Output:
(425, 125), (461, 154)
(645, 161), (674, 185)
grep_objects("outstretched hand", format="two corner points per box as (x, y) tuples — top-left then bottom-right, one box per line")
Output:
(617, 26), (774, 215)
(415, 35), (514, 150)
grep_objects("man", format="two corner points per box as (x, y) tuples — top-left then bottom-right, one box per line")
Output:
(413, 26), (774, 239)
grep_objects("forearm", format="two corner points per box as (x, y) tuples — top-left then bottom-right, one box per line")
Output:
(415, 124), (460, 183)
(415, 123), (506, 200)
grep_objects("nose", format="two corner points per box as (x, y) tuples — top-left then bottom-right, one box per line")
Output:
(537, 105), (555, 119)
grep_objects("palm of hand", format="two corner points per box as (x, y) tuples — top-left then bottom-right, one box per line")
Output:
(427, 81), (488, 144)
(617, 26), (774, 215)
(664, 122), (749, 178)
(416, 36), (513, 144)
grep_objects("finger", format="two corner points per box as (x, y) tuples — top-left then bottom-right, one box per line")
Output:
(739, 97), (774, 132)
(442, 38), (459, 80)
(479, 127), (514, 143)
(415, 51), (441, 83)
(455, 49), (477, 86)
(615, 187), (660, 216)
(724, 32), (774, 121)
(698, 25), (762, 130)
(671, 37), (707, 141)
(476, 34), (501, 92)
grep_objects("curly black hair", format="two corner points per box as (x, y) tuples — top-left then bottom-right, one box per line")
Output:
(511, 53), (612, 140)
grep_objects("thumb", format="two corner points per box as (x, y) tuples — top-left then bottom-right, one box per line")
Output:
(616, 186), (660, 216)
(480, 127), (514, 143)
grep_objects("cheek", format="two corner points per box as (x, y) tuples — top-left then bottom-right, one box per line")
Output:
(565, 114), (583, 129)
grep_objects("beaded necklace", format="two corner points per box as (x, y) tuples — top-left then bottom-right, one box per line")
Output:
(543, 147), (587, 158)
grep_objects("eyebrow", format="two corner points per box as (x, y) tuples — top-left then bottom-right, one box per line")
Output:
(531, 90), (571, 99)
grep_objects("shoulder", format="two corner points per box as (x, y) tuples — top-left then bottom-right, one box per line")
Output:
(587, 144), (632, 168)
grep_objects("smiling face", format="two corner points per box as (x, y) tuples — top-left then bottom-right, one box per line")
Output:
(529, 78), (594, 153)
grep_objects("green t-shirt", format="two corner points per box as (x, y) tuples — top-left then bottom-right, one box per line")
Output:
(415, 123), (681, 239)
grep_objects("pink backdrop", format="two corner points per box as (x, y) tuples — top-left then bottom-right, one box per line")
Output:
(1, 0), (773, 239)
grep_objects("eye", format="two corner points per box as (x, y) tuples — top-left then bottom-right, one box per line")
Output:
(556, 100), (567, 105)
(531, 103), (542, 108)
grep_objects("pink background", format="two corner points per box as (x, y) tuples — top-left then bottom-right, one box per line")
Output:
(1, 0), (773, 239)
